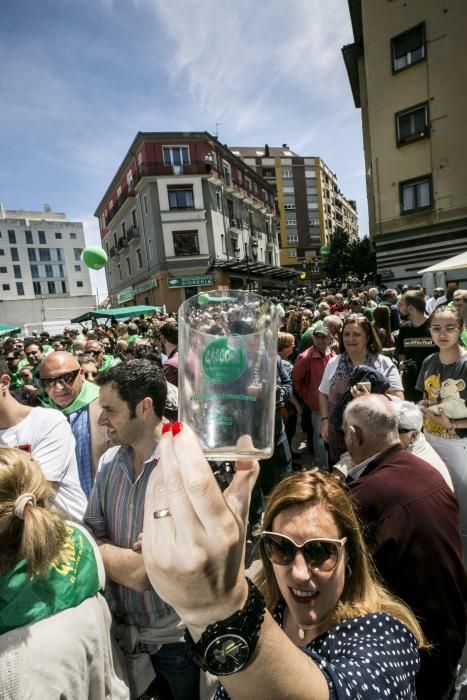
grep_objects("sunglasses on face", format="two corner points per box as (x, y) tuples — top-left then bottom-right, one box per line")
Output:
(39, 369), (80, 388)
(261, 531), (347, 572)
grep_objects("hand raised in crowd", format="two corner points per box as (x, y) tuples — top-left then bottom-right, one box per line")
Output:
(142, 424), (259, 638)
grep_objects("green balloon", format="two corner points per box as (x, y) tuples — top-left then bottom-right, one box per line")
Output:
(320, 245), (331, 257)
(81, 247), (108, 270)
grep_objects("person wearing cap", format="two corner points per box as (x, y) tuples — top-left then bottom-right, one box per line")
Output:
(292, 323), (335, 468)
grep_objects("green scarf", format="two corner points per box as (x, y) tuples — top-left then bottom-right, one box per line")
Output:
(98, 354), (116, 372)
(42, 379), (100, 416)
(0, 524), (101, 635)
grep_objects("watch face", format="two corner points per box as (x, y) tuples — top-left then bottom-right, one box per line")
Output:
(205, 633), (250, 676)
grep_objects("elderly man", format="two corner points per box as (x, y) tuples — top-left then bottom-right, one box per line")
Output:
(343, 394), (467, 700)
(39, 351), (109, 497)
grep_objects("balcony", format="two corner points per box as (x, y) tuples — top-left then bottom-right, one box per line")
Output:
(127, 225), (140, 244)
(109, 246), (116, 258)
(117, 236), (129, 251)
(229, 217), (242, 232)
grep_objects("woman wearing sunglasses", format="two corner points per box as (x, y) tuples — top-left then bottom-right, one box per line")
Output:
(142, 424), (425, 700)
(416, 305), (467, 557)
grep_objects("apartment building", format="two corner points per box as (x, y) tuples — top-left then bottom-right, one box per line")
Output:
(343, 0), (467, 288)
(0, 203), (94, 326)
(95, 132), (297, 311)
(231, 145), (358, 270)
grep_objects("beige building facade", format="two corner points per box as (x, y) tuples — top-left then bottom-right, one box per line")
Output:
(231, 146), (358, 271)
(343, 0), (467, 289)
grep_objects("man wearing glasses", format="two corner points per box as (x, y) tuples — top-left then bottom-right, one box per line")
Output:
(84, 339), (119, 372)
(39, 351), (109, 497)
(0, 356), (86, 520)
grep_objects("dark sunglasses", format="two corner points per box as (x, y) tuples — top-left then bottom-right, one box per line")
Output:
(398, 427), (414, 434)
(261, 531), (347, 572)
(39, 369), (80, 388)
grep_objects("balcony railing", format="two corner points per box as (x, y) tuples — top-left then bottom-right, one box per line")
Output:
(127, 225), (140, 243)
(103, 160), (275, 229)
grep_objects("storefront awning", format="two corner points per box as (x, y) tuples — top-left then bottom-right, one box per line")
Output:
(209, 257), (300, 281)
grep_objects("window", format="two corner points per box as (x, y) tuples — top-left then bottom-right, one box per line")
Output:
(396, 102), (429, 145)
(392, 23), (425, 72)
(287, 234), (299, 244)
(172, 230), (200, 256)
(221, 234), (226, 254)
(74, 264), (81, 271)
(70, 232), (77, 239)
(282, 170), (292, 179)
(55, 232), (62, 239)
(77, 281), (83, 288)
(8, 230), (16, 244)
(31, 265), (38, 278)
(74, 248), (82, 261)
(25, 230), (33, 244)
(131, 209), (137, 228)
(136, 248), (142, 268)
(168, 187), (194, 210)
(33, 281), (42, 295)
(144, 195), (148, 215)
(284, 203), (296, 210)
(286, 220), (297, 227)
(262, 168), (275, 178)
(163, 146), (190, 172)
(38, 231), (46, 244)
(305, 170), (316, 178)
(39, 249), (51, 261)
(0, 250), (3, 256)
(48, 281), (56, 294)
(16, 282), (24, 296)
(61, 281), (67, 293)
(400, 175), (432, 213)
(13, 265), (21, 279)
(0, 267), (6, 273)
(126, 257), (131, 275)
(2, 284), (10, 291)
(28, 248), (36, 261)
(309, 218), (320, 226)
(216, 191), (222, 210)
(117, 264), (122, 280)
(121, 221), (126, 237)
(45, 264), (53, 277)
(148, 239), (152, 259)
(55, 249), (63, 261)
(11, 248), (19, 261)
(287, 250), (297, 258)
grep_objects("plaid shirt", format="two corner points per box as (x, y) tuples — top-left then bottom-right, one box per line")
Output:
(85, 445), (174, 627)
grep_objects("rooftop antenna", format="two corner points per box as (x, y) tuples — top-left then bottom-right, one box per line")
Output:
(215, 122), (221, 139)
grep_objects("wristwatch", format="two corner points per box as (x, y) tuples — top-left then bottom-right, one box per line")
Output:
(184, 578), (266, 676)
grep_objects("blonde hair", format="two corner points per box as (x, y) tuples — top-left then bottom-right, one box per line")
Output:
(278, 332), (295, 353)
(0, 447), (66, 577)
(255, 470), (427, 648)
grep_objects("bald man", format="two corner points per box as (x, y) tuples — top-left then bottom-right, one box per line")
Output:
(40, 351), (109, 497)
(343, 395), (467, 700)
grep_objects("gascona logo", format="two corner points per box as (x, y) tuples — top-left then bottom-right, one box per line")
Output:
(201, 336), (247, 383)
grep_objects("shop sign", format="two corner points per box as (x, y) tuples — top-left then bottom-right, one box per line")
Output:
(167, 275), (214, 289)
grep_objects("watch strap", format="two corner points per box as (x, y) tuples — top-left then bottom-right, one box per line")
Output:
(184, 578), (266, 674)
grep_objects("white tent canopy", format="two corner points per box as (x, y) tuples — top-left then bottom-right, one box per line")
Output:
(418, 250), (467, 274)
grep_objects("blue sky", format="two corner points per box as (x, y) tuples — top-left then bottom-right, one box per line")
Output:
(0, 0), (366, 300)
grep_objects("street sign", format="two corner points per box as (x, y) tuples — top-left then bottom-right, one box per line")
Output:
(320, 245), (331, 257)
(167, 275), (214, 289)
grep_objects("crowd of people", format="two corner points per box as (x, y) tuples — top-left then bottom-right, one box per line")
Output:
(0, 280), (467, 699)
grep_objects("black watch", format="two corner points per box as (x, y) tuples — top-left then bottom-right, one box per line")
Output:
(184, 578), (266, 676)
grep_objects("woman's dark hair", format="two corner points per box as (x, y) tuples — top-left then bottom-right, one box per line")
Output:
(127, 343), (163, 367)
(428, 304), (464, 330)
(96, 359), (167, 419)
(372, 305), (391, 337)
(338, 315), (382, 355)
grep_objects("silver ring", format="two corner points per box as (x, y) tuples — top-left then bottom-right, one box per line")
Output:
(153, 508), (171, 519)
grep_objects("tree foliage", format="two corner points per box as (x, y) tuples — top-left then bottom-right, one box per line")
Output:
(322, 228), (376, 286)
